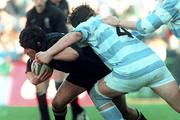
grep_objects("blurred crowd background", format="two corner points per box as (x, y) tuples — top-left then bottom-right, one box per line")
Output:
(0, 0), (180, 106)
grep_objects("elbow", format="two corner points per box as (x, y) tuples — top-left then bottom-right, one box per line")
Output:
(71, 51), (79, 61)
(72, 32), (83, 40)
(74, 52), (79, 60)
(66, 49), (79, 61)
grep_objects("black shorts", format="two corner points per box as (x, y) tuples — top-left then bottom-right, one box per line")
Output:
(66, 46), (111, 91)
(66, 66), (110, 91)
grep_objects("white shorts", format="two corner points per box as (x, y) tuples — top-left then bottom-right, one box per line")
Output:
(104, 66), (175, 93)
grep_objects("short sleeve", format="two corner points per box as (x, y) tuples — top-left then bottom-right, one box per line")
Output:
(26, 59), (32, 73)
(136, 0), (179, 34)
(72, 16), (101, 43)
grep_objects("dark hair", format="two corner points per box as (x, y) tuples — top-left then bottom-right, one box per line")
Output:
(19, 26), (45, 52)
(69, 5), (96, 27)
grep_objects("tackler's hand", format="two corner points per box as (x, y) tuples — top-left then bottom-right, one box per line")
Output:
(35, 51), (53, 64)
(102, 15), (120, 27)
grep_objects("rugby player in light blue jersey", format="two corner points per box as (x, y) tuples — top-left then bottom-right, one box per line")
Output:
(103, 0), (180, 39)
(35, 5), (180, 119)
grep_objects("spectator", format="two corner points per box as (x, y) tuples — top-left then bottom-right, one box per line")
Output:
(103, 0), (180, 39)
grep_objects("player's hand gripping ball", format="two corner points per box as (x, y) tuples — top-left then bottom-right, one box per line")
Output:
(31, 61), (53, 76)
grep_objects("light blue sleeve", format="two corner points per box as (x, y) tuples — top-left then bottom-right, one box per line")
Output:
(175, 0), (180, 10)
(131, 30), (153, 40)
(136, 0), (179, 34)
(72, 16), (101, 43)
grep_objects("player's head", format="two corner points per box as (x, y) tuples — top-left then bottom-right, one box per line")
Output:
(51, 0), (61, 6)
(69, 5), (96, 27)
(19, 26), (45, 59)
(33, 0), (47, 13)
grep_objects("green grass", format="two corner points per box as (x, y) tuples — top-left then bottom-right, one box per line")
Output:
(0, 104), (179, 120)
(131, 104), (180, 120)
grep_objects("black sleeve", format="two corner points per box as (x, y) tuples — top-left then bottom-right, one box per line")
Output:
(26, 59), (32, 73)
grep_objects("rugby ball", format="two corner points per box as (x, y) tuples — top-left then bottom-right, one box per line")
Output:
(31, 61), (53, 76)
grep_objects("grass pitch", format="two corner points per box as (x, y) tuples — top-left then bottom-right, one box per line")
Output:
(0, 103), (180, 120)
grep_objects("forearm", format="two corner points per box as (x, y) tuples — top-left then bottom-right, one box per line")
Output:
(118, 20), (137, 30)
(46, 32), (82, 57)
(53, 47), (79, 61)
(102, 16), (137, 30)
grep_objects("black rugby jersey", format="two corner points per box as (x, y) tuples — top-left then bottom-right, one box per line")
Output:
(25, 2), (68, 34)
(26, 32), (111, 90)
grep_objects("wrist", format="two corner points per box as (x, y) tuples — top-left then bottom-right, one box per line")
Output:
(46, 50), (54, 59)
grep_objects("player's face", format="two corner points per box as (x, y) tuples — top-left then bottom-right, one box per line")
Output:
(24, 48), (36, 60)
(33, 0), (47, 13)
(51, 0), (61, 5)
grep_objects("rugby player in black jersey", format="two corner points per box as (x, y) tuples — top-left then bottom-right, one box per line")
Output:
(19, 26), (146, 120)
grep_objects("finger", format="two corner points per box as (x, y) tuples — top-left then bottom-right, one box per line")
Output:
(35, 52), (40, 58)
(38, 69), (47, 80)
(41, 70), (49, 79)
(42, 69), (52, 80)
(44, 70), (52, 80)
(39, 69), (51, 81)
(36, 68), (47, 82)
(31, 75), (40, 85)
(35, 55), (38, 60)
(35, 59), (42, 64)
(35, 54), (42, 62)
(43, 73), (52, 81)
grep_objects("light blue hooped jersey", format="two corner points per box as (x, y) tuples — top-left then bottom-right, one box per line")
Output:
(73, 15), (165, 80)
(136, 0), (180, 39)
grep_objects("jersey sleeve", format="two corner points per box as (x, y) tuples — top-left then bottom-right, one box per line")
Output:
(26, 59), (32, 73)
(136, 0), (179, 34)
(72, 16), (101, 43)
(131, 30), (153, 40)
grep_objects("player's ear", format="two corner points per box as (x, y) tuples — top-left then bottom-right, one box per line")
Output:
(37, 41), (41, 47)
